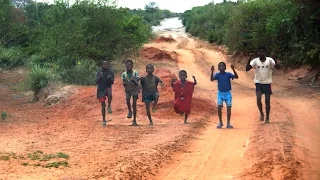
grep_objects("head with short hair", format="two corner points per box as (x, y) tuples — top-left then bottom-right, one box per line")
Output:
(125, 59), (133, 70)
(257, 46), (267, 59)
(101, 60), (110, 70)
(218, 62), (226, 72)
(179, 70), (187, 81)
(146, 64), (154, 74)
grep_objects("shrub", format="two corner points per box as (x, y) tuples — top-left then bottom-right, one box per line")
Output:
(28, 65), (50, 100)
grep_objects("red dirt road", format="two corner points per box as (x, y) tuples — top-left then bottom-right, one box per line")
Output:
(0, 30), (319, 180)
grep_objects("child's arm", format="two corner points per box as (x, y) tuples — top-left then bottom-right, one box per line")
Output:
(274, 59), (281, 70)
(192, 76), (197, 85)
(171, 78), (176, 88)
(246, 53), (254, 71)
(231, 65), (239, 79)
(107, 72), (115, 85)
(157, 77), (165, 87)
(210, 65), (216, 81)
(95, 70), (103, 84)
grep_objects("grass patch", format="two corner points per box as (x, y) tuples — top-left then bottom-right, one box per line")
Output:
(1, 151), (70, 168)
(56, 152), (69, 159)
(45, 161), (68, 168)
(0, 155), (10, 161)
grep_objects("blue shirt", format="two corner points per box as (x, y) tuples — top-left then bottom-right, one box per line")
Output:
(214, 72), (235, 92)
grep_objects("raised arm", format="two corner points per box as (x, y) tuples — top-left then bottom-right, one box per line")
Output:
(246, 53), (254, 71)
(192, 76), (197, 85)
(274, 60), (281, 70)
(171, 77), (175, 87)
(210, 65), (216, 81)
(231, 65), (239, 79)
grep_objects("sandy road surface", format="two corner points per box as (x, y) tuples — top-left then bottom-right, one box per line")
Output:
(0, 26), (319, 180)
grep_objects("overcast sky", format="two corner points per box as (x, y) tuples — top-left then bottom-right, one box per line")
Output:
(118, 0), (224, 13)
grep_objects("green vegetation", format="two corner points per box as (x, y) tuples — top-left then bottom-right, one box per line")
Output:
(1, 151), (70, 168)
(182, 0), (320, 67)
(130, 2), (180, 26)
(0, 0), (177, 95)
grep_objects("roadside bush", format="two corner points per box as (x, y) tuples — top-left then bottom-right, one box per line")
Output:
(0, 47), (24, 68)
(56, 58), (97, 85)
(28, 65), (50, 100)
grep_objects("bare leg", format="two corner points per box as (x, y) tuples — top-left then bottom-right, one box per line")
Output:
(218, 105), (223, 124)
(265, 94), (271, 123)
(184, 113), (189, 124)
(132, 96), (138, 125)
(146, 102), (153, 125)
(152, 93), (159, 112)
(101, 102), (106, 122)
(107, 89), (112, 114)
(126, 93), (132, 118)
(256, 91), (264, 121)
(227, 106), (231, 124)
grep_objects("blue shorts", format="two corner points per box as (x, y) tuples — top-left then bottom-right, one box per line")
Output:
(217, 91), (232, 107)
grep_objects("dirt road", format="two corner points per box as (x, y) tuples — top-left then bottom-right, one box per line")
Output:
(0, 28), (319, 180)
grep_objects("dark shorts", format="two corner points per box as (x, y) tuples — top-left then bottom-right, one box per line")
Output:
(126, 91), (139, 99)
(255, 83), (272, 95)
(98, 88), (112, 102)
(142, 92), (159, 103)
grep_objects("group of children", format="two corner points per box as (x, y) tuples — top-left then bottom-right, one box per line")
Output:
(97, 46), (278, 127)
(96, 59), (199, 126)
(96, 59), (235, 128)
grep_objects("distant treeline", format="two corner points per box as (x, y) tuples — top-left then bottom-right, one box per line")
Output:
(0, 0), (177, 89)
(182, 0), (320, 67)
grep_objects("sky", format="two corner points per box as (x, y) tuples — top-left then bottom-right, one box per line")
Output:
(117, 0), (224, 13)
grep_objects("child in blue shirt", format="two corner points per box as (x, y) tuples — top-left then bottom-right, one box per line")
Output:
(211, 62), (238, 128)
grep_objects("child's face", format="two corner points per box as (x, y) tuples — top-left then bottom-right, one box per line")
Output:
(102, 61), (110, 69)
(179, 72), (187, 81)
(258, 49), (266, 59)
(218, 63), (226, 72)
(146, 65), (154, 74)
(125, 62), (133, 70)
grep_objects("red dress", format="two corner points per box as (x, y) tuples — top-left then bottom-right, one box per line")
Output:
(172, 80), (195, 115)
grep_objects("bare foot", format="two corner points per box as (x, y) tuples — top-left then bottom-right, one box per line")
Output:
(260, 114), (264, 121)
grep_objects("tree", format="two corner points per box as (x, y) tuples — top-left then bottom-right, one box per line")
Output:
(144, 1), (158, 13)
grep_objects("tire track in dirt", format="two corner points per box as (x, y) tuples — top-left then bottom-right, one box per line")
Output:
(240, 99), (303, 180)
(151, 33), (315, 180)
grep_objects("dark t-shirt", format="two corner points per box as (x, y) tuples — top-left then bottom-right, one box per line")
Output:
(213, 72), (235, 92)
(96, 68), (114, 98)
(140, 75), (161, 98)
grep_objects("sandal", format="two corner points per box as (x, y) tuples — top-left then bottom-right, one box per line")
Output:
(217, 123), (223, 129)
(226, 124), (233, 128)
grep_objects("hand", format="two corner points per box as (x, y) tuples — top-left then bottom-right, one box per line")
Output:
(171, 77), (177, 83)
(249, 53), (254, 60)
(231, 65), (235, 70)
(211, 65), (214, 71)
(99, 71), (103, 77)
(160, 82), (165, 87)
(106, 74), (111, 79)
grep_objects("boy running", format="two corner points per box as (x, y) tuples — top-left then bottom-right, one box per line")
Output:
(139, 64), (164, 125)
(171, 70), (197, 124)
(122, 60), (140, 126)
(96, 60), (114, 126)
(211, 62), (238, 128)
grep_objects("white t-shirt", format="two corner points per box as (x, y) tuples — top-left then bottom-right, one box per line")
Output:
(250, 57), (275, 84)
